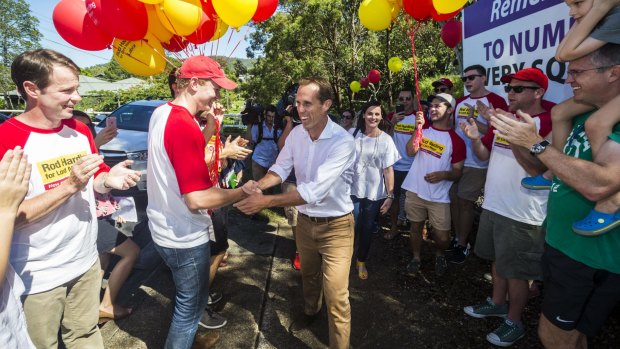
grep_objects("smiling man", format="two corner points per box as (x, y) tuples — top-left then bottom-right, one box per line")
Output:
(235, 77), (356, 349)
(492, 44), (620, 349)
(0, 49), (141, 349)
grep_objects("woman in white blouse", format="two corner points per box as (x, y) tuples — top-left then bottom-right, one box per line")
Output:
(349, 101), (401, 279)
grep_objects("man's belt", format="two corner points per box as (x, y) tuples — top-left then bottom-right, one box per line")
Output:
(299, 212), (351, 223)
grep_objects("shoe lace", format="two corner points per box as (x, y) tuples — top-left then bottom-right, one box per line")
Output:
(495, 321), (521, 339)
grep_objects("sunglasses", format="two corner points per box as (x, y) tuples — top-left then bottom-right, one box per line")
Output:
(503, 85), (540, 93)
(342, 114), (353, 119)
(434, 87), (449, 93)
(461, 74), (482, 82)
(398, 96), (412, 101)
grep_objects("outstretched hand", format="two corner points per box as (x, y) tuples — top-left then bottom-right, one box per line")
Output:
(106, 160), (142, 190)
(0, 147), (31, 213)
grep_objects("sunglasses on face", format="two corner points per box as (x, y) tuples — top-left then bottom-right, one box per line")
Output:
(342, 114), (353, 119)
(503, 85), (539, 93)
(461, 74), (482, 82)
(434, 87), (449, 93)
(398, 96), (412, 101)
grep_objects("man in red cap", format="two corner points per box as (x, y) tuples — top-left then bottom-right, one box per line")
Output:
(460, 67), (551, 347)
(432, 77), (454, 95)
(147, 55), (251, 349)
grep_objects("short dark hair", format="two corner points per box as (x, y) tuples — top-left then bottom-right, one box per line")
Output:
(264, 104), (277, 114)
(464, 64), (486, 76)
(299, 77), (334, 103)
(11, 49), (80, 99)
(590, 43), (620, 67)
(168, 68), (178, 98)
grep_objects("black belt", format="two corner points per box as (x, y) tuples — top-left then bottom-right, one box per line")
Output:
(299, 212), (351, 223)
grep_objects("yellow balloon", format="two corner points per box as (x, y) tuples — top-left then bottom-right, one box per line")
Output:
(388, 57), (403, 73)
(209, 17), (229, 41)
(113, 36), (166, 76)
(212, 0), (258, 29)
(358, 0), (392, 31)
(350, 81), (361, 93)
(145, 5), (173, 43)
(138, 0), (162, 4)
(432, 0), (468, 14)
(389, 0), (401, 20)
(155, 0), (202, 36)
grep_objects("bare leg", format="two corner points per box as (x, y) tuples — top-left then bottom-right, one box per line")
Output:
(506, 279), (529, 322)
(209, 251), (226, 285)
(409, 221), (425, 260)
(100, 239), (140, 316)
(456, 198), (475, 247)
(538, 313), (587, 349)
(433, 229), (451, 256)
(491, 263), (508, 306)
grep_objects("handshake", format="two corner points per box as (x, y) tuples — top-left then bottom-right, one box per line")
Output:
(235, 180), (265, 215)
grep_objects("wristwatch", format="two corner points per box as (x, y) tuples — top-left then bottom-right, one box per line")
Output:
(386, 194), (395, 199)
(530, 140), (550, 156)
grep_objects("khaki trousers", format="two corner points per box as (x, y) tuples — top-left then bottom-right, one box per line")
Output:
(296, 213), (354, 349)
(22, 261), (103, 349)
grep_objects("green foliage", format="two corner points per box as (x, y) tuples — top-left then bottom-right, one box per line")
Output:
(242, 0), (458, 113)
(0, 0), (41, 108)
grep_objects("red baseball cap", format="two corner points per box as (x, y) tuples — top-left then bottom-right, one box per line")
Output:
(432, 78), (454, 89)
(178, 55), (238, 90)
(500, 67), (548, 91)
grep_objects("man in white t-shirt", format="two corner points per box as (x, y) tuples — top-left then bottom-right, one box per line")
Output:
(386, 87), (418, 240)
(461, 68), (552, 347)
(147, 55), (252, 349)
(0, 49), (140, 348)
(449, 65), (508, 264)
(401, 93), (465, 277)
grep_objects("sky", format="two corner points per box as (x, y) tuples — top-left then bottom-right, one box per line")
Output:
(28, 0), (253, 69)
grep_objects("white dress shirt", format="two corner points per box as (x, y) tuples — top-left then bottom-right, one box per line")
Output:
(269, 117), (356, 217)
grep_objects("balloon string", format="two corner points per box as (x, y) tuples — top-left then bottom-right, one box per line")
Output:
(225, 26), (251, 65)
(408, 21), (424, 113)
(141, 39), (179, 68)
(112, 41), (162, 69)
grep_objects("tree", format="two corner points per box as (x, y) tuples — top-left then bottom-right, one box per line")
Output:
(242, 0), (457, 112)
(0, 0), (41, 108)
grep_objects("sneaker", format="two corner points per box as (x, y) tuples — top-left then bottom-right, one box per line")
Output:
(521, 174), (552, 190)
(448, 244), (469, 264)
(208, 291), (222, 306)
(446, 237), (459, 251)
(199, 308), (227, 329)
(292, 252), (301, 270)
(463, 297), (508, 319)
(435, 256), (448, 277)
(483, 272), (493, 282)
(572, 209), (620, 237)
(406, 259), (421, 276)
(397, 218), (408, 227)
(486, 319), (525, 347)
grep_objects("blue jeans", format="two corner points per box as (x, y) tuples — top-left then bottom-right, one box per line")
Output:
(352, 196), (383, 262)
(154, 242), (211, 349)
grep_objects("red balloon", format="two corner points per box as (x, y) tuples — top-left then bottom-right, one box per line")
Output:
(360, 77), (370, 88)
(186, 2), (217, 44)
(441, 20), (462, 49)
(403, 0), (433, 22)
(368, 69), (381, 84)
(53, 0), (113, 51)
(253, 0), (278, 22)
(432, 7), (460, 22)
(86, 0), (148, 41)
(163, 35), (190, 52)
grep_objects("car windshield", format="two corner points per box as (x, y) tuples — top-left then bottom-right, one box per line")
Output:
(97, 104), (157, 132)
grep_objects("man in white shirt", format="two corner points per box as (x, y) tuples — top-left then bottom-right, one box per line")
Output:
(235, 77), (356, 349)
(0, 49), (140, 349)
(147, 55), (251, 349)
(250, 105), (282, 181)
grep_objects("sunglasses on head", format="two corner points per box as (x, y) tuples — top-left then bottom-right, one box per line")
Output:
(461, 74), (482, 82)
(434, 87), (449, 93)
(504, 85), (539, 93)
(398, 96), (412, 101)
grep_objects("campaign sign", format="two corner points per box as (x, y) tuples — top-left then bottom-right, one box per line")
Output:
(463, 0), (574, 103)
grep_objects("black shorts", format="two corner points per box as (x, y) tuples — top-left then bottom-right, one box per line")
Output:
(541, 243), (620, 336)
(97, 217), (128, 253)
(210, 207), (229, 255)
(394, 170), (408, 199)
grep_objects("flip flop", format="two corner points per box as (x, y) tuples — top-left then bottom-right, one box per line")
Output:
(521, 175), (552, 190)
(356, 260), (368, 280)
(572, 209), (620, 237)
